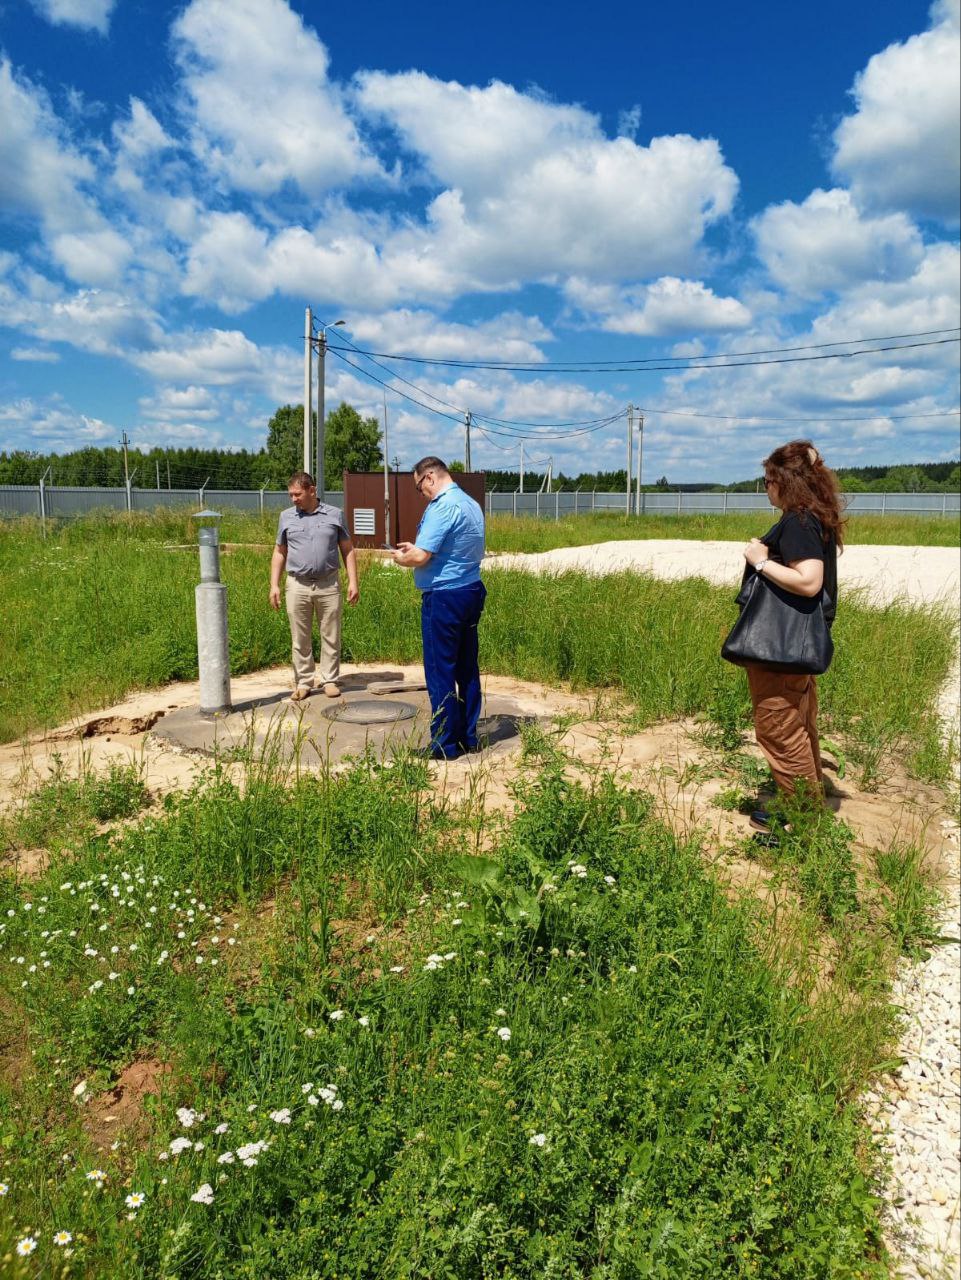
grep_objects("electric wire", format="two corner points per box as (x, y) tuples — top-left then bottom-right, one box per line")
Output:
(329, 346), (628, 442)
(329, 334), (960, 375)
(327, 326), (626, 433)
(326, 326), (961, 372)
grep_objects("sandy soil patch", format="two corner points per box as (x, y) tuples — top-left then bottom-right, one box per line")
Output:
(486, 539), (961, 608)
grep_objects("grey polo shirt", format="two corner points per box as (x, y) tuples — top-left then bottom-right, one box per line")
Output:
(276, 503), (349, 577)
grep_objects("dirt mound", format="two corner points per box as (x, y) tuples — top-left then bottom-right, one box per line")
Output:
(83, 1059), (173, 1150)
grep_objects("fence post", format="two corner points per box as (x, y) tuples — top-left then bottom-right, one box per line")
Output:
(38, 479), (46, 539)
(677, 490), (682, 515)
(555, 491), (560, 520)
(574, 488), (579, 516)
(592, 490), (596, 511)
(536, 491), (540, 519)
(512, 490), (517, 518)
(881, 492), (886, 516)
(943, 493), (947, 516)
(259, 486), (265, 516)
(722, 491), (728, 514)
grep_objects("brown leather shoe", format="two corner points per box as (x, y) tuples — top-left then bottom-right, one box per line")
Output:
(289, 686), (311, 702)
(322, 682), (341, 698)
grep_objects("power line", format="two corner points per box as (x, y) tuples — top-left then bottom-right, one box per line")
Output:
(328, 326), (625, 433)
(326, 326), (961, 372)
(328, 346), (629, 442)
(635, 406), (961, 424)
(329, 334), (960, 375)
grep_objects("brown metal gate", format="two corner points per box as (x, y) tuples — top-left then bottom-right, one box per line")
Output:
(343, 472), (486, 549)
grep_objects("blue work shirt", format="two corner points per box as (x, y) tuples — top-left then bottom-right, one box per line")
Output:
(414, 483), (485, 591)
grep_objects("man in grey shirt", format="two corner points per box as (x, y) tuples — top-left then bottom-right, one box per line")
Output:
(269, 471), (359, 701)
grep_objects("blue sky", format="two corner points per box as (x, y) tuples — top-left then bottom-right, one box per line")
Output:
(0, 0), (958, 482)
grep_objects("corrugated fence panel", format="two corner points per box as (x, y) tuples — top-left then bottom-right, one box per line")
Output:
(1, 487), (955, 520)
(0, 486), (41, 517)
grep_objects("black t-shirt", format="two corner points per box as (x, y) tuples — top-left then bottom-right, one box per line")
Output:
(741, 510), (837, 623)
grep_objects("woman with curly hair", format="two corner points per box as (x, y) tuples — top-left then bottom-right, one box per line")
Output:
(740, 441), (844, 832)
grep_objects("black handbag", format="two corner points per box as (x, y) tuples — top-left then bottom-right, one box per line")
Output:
(721, 570), (834, 675)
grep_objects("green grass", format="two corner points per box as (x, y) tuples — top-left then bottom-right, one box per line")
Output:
(1, 754), (149, 858)
(0, 744), (905, 1278)
(484, 511), (961, 553)
(1, 520), (956, 787)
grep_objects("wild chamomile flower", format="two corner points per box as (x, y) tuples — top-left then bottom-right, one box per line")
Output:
(125, 1192), (146, 1209)
(86, 1168), (107, 1185)
(15, 1236), (37, 1257)
(53, 1230), (73, 1246)
(0, 1182), (8, 1195)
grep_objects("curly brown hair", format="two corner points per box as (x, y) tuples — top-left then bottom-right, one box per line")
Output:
(763, 440), (845, 550)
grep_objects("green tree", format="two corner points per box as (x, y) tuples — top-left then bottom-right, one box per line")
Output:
(323, 402), (383, 480)
(264, 404), (307, 487)
(448, 460), (465, 473)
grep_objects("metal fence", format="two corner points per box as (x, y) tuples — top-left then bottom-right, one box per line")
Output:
(0, 486), (345, 520)
(0, 484), (957, 522)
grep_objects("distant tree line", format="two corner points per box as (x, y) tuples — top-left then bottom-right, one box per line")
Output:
(0, 403), (383, 490)
(1, 415), (956, 494)
(482, 462), (960, 493)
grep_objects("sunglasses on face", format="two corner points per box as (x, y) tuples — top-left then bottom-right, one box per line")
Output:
(415, 472), (434, 493)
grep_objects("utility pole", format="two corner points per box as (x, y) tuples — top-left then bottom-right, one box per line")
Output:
(382, 391), (391, 547)
(464, 410), (472, 472)
(303, 307), (313, 474)
(315, 318), (345, 498)
(519, 442), (525, 493)
(626, 406), (633, 515)
(121, 431), (130, 491)
(636, 412), (644, 515)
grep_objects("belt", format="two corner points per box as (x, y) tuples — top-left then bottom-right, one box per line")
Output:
(288, 570), (339, 585)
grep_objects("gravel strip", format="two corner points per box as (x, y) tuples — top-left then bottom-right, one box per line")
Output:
(864, 821), (960, 1279)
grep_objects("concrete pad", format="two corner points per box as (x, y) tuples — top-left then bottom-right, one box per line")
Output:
(150, 666), (542, 766)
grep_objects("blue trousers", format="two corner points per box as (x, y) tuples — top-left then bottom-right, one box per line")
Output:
(420, 582), (486, 757)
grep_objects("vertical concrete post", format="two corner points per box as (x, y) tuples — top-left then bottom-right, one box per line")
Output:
(195, 512), (231, 716)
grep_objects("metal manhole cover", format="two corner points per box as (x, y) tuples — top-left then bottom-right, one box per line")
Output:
(322, 698), (419, 725)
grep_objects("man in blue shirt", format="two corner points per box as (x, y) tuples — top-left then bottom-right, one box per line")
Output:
(392, 457), (486, 760)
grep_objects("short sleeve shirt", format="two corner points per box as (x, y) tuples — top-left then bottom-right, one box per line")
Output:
(276, 503), (348, 576)
(742, 510), (837, 623)
(413, 483), (485, 592)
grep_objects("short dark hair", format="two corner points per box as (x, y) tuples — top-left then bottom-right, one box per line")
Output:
(412, 456), (448, 478)
(287, 471), (315, 488)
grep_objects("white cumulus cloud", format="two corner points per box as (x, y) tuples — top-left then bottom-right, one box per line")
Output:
(356, 71), (740, 285)
(752, 188), (925, 295)
(832, 0), (961, 222)
(566, 276), (751, 336)
(172, 0), (386, 197)
(28, 0), (117, 35)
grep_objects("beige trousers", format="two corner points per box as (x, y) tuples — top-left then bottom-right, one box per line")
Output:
(285, 571), (342, 689)
(746, 664), (823, 798)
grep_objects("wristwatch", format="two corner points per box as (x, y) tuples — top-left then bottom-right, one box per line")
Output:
(755, 558), (769, 574)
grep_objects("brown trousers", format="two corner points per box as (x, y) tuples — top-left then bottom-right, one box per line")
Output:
(745, 664), (823, 797)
